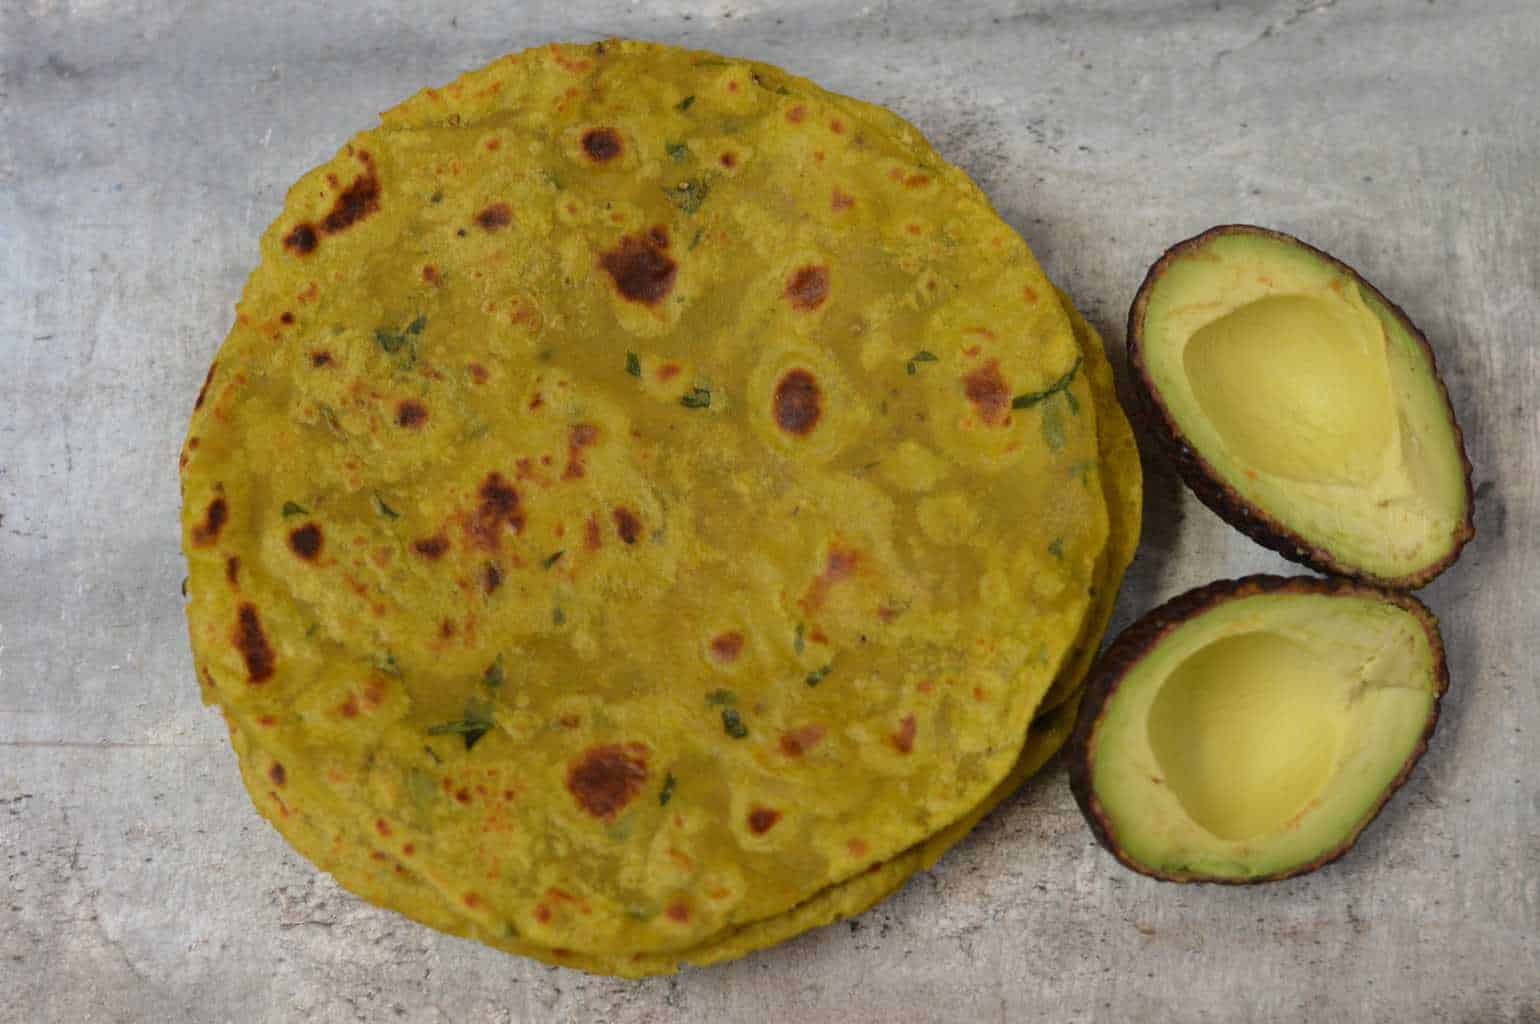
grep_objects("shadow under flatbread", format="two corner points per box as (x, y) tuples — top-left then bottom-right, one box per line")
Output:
(1094, 309), (1186, 645)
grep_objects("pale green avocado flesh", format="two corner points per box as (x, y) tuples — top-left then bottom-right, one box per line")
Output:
(1082, 580), (1444, 882)
(1134, 226), (1472, 586)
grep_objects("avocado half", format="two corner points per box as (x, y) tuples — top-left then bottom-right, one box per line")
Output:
(1129, 225), (1474, 589)
(1068, 575), (1447, 883)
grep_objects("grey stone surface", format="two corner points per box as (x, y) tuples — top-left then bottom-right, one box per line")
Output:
(1, 0), (1536, 1020)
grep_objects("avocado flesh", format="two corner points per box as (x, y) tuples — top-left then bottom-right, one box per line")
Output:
(1134, 226), (1471, 586)
(1078, 578), (1444, 882)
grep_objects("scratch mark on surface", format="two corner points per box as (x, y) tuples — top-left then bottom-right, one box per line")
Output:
(1213, 0), (1341, 65)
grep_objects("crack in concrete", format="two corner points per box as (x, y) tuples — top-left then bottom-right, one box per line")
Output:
(1213, 0), (1342, 66)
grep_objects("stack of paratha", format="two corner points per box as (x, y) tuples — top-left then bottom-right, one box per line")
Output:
(181, 40), (1141, 976)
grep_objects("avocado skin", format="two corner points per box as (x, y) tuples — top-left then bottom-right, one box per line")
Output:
(1127, 224), (1475, 591)
(1067, 574), (1449, 884)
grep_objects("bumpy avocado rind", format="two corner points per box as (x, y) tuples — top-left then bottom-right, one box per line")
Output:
(1128, 225), (1474, 589)
(1068, 575), (1448, 884)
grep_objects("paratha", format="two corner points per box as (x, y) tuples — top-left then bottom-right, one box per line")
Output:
(215, 287), (1140, 975)
(182, 40), (1120, 967)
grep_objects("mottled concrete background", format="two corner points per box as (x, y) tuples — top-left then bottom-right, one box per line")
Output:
(1, 1), (1536, 1021)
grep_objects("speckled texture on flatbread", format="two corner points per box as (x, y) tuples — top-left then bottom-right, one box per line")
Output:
(182, 40), (1122, 967)
(213, 287), (1139, 975)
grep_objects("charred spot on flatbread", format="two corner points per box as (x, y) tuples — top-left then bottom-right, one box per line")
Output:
(413, 534), (449, 560)
(747, 807), (783, 834)
(287, 523), (323, 561)
(784, 265), (829, 310)
(612, 507), (642, 545)
(466, 473), (524, 550)
(567, 744), (649, 821)
(191, 496), (227, 547)
(192, 361), (218, 411)
(476, 203), (512, 230)
(395, 400), (429, 429)
(233, 604), (275, 683)
(964, 360), (1011, 426)
(321, 168), (380, 234)
(282, 152), (380, 255)
(600, 233), (676, 305)
(581, 127), (623, 162)
(774, 369), (821, 436)
(284, 223), (319, 255)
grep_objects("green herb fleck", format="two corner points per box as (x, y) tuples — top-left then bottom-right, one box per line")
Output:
(705, 688), (737, 706)
(1011, 355), (1083, 410)
(281, 501), (308, 517)
(542, 550), (565, 570)
(721, 707), (748, 739)
(374, 327), (408, 354)
(675, 95), (696, 112)
(666, 141), (688, 162)
(1065, 388), (1080, 415)
(305, 622), (319, 638)
(625, 351), (642, 377)
(483, 655), (504, 689)
(318, 404), (343, 434)
(1048, 537), (1065, 560)
(805, 664), (832, 688)
(692, 59), (729, 68)
(794, 623), (805, 655)
(180, 576), (189, 599)
(377, 652), (401, 675)
(553, 607), (566, 626)
(659, 773), (676, 806)
(427, 698), (495, 751)
(373, 492), (400, 519)
(680, 386), (712, 409)
(422, 745), (442, 766)
(689, 228), (704, 251)
(776, 85), (790, 95)
(429, 191), (443, 203)
(663, 177), (709, 214)
(374, 315), (426, 368)
(1042, 401), (1068, 452)
(906, 351), (938, 376)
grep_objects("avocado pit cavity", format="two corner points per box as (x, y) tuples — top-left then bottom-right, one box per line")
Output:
(1184, 293), (1393, 487)
(1148, 631), (1338, 841)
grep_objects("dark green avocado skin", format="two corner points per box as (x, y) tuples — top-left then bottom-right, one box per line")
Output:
(1127, 224), (1475, 591)
(1067, 574), (1450, 884)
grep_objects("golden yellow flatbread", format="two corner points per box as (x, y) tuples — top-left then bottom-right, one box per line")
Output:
(182, 40), (1126, 969)
(216, 288), (1139, 976)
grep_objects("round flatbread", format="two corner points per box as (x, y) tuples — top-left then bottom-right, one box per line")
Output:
(182, 40), (1109, 962)
(216, 287), (1139, 976)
